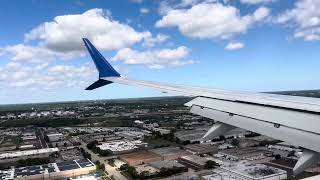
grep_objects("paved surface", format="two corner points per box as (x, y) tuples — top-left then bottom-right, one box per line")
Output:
(37, 128), (48, 148)
(79, 141), (127, 180)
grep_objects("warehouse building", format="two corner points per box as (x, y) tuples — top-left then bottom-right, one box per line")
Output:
(178, 155), (208, 170)
(47, 133), (64, 142)
(0, 159), (96, 180)
(98, 140), (147, 155)
(151, 147), (190, 160)
(219, 148), (273, 161)
(184, 144), (218, 155)
(202, 161), (287, 180)
(0, 148), (59, 164)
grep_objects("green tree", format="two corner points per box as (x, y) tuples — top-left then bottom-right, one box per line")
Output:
(231, 138), (240, 147)
(204, 160), (218, 169)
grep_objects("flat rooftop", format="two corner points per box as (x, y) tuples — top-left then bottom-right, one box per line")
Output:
(0, 148), (59, 159)
(151, 147), (189, 157)
(219, 147), (272, 157)
(185, 144), (217, 153)
(98, 140), (147, 152)
(149, 160), (185, 170)
(221, 161), (287, 179)
(0, 159), (95, 180)
(179, 155), (208, 166)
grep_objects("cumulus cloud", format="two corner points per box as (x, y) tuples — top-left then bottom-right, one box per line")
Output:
(140, 8), (149, 14)
(0, 8), (194, 93)
(112, 46), (195, 69)
(240, 0), (277, 4)
(275, 0), (320, 41)
(0, 61), (95, 89)
(25, 9), (150, 53)
(156, 3), (270, 39)
(143, 34), (169, 47)
(225, 41), (245, 50)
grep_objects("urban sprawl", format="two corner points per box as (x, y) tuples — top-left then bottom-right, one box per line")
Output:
(0, 97), (318, 180)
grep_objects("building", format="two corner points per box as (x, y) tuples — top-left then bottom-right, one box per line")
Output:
(135, 165), (159, 176)
(178, 155), (208, 170)
(120, 151), (162, 166)
(151, 147), (190, 160)
(0, 148), (59, 164)
(174, 129), (208, 143)
(219, 148), (273, 161)
(202, 161), (287, 180)
(0, 159), (96, 180)
(149, 160), (187, 171)
(98, 140), (147, 155)
(184, 144), (218, 155)
(47, 133), (64, 142)
(152, 128), (170, 135)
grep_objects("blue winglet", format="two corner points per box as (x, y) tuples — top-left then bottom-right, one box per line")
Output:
(83, 38), (120, 78)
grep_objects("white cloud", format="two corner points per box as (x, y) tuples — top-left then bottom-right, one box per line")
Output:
(276, 0), (320, 41)
(25, 9), (151, 53)
(140, 8), (149, 14)
(5, 44), (53, 62)
(156, 3), (270, 39)
(143, 34), (169, 47)
(0, 61), (95, 89)
(112, 46), (195, 68)
(225, 41), (245, 50)
(240, 0), (277, 4)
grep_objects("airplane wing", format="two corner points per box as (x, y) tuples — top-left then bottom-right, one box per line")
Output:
(82, 38), (320, 175)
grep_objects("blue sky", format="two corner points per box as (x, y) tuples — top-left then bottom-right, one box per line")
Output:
(0, 0), (319, 104)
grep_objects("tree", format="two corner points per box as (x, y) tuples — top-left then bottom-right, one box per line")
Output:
(287, 150), (296, 157)
(120, 164), (129, 171)
(275, 154), (281, 160)
(100, 164), (105, 171)
(63, 142), (68, 147)
(219, 135), (226, 142)
(95, 160), (101, 166)
(204, 160), (218, 169)
(182, 140), (191, 145)
(231, 139), (240, 147)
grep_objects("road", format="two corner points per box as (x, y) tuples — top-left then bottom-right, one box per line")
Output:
(37, 128), (48, 148)
(79, 141), (127, 180)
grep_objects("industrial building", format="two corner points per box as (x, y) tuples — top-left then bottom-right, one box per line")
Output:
(184, 144), (218, 155)
(178, 155), (208, 170)
(98, 140), (147, 155)
(219, 147), (273, 161)
(151, 147), (190, 160)
(149, 160), (187, 171)
(0, 148), (59, 164)
(202, 161), (287, 180)
(47, 133), (64, 142)
(0, 159), (96, 180)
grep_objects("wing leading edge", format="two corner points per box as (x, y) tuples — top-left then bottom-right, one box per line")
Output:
(82, 38), (320, 175)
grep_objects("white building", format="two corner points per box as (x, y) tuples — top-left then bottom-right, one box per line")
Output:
(203, 161), (287, 180)
(98, 140), (147, 154)
(47, 133), (64, 142)
(0, 148), (59, 163)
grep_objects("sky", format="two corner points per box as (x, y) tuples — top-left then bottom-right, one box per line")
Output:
(0, 0), (320, 104)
